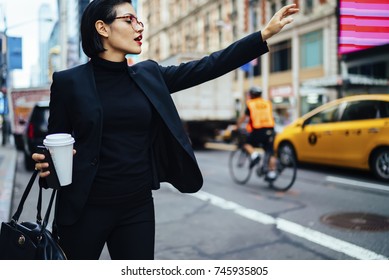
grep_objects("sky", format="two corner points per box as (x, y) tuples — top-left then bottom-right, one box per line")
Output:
(0, 0), (58, 88)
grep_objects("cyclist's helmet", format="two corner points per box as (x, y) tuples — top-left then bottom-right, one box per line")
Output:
(249, 86), (262, 98)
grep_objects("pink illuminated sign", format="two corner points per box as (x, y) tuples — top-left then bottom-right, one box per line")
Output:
(338, 0), (389, 55)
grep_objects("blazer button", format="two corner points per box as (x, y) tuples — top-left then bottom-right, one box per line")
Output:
(91, 158), (98, 166)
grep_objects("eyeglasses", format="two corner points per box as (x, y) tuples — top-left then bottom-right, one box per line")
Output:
(114, 14), (144, 32)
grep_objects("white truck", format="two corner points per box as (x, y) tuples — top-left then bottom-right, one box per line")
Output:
(8, 87), (50, 150)
(160, 53), (238, 147)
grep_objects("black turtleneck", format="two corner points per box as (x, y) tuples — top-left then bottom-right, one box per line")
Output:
(89, 56), (154, 203)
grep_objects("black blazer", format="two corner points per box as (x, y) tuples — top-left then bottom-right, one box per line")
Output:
(48, 31), (268, 225)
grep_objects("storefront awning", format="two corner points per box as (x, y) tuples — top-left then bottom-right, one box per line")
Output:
(302, 74), (389, 88)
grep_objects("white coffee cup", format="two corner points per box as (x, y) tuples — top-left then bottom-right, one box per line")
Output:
(43, 133), (75, 186)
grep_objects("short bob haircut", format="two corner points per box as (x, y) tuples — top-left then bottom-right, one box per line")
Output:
(81, 0), (132, 58)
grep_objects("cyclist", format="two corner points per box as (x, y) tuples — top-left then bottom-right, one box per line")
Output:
(236, 86), (277, 180)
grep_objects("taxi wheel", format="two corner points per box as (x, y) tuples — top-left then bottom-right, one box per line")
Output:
(370, 148), (389, 181)
(278, 142), (297, 163)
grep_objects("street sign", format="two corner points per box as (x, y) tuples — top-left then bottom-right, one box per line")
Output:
(7, 36), (23, 70)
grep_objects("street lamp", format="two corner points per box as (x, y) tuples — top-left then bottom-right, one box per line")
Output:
(248, 0), (258, 88)
(1, 16), (53, 145)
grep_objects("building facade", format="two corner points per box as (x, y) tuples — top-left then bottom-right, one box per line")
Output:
(41, 0), (388, 124)
(139, 0), (339, 124)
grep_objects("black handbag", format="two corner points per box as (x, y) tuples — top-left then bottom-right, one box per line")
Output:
(0, 170), (66, 260)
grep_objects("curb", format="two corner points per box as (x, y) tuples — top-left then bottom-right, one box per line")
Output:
(0, 146), (18, 222)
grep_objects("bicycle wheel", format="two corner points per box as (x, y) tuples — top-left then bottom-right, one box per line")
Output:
(269, 152), (297, 191)
(229, 148), (253, 184)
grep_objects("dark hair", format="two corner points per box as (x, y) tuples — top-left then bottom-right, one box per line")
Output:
(81, 0), (132, 58)
(249, 86), (262, 98)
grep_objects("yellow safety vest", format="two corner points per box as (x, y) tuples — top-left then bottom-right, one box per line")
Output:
(246, 98), (275, 132)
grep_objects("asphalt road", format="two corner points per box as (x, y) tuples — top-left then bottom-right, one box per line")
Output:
(11, 148), (389, 260)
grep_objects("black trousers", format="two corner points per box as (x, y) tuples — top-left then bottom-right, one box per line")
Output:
(246, 128), (275, 154)
(57, 190), (155, 260)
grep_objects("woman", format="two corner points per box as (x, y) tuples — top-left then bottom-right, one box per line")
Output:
(33, 0), (298, 260)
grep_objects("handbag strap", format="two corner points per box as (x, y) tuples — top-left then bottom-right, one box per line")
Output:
(11, 169), (39, 223)
(36, 185), (43, 224)
(40, 189), (57, 234)
(11, 170), (59, 239)
(51, 192), (60, 239)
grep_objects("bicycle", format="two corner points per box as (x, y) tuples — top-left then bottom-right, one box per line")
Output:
(228, 129), (297, 192)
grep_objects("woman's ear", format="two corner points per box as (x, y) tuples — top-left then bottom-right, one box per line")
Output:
(95, 20), (109, 38)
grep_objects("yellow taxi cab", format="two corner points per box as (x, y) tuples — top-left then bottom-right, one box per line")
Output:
(274, 94), (389, 181)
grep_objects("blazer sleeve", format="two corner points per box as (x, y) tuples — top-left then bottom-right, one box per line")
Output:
(48, 72), (72, 134)
(160, 31), (268, 93)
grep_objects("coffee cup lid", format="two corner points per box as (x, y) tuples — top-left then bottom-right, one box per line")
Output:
(43, 133), (75, 147)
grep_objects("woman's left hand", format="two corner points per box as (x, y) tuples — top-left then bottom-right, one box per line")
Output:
(262, 4), (299, 41)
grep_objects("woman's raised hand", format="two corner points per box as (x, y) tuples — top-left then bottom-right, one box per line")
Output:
(261, 4), (299, 41)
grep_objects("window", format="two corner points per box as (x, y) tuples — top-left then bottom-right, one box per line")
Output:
(305, 0), (314, 14)
(349, 62), (387, 79)
(341, 101), (383, 121)
(271, 3), (277, 16)
(300, 30), (323, 68)
(204, 12), (210, 49)
(218, 4), (223, 47)
(307, 105), (340, 124)
(270, 40), (292, 72)
(253, 10), (258, 30)
(244, 57), (262, 78)
(382, 101), (389, 117)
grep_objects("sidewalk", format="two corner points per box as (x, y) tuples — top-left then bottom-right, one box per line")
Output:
(0, 144), (18, 222)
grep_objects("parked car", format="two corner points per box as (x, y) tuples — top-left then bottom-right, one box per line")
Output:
(274, 94), (389, 181)
(22, 100), (50, 170)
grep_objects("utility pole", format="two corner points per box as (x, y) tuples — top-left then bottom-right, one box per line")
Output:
(1, 15), (9, 146)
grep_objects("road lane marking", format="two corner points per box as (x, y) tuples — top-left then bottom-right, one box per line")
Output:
(194, 191), (388, 260)
(326, 176), (389, 192)
(165, 186), (388, 260)
(205, 142), (236, 151)
(194, 191), (275, 225)
(276, 219), (386, 260)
